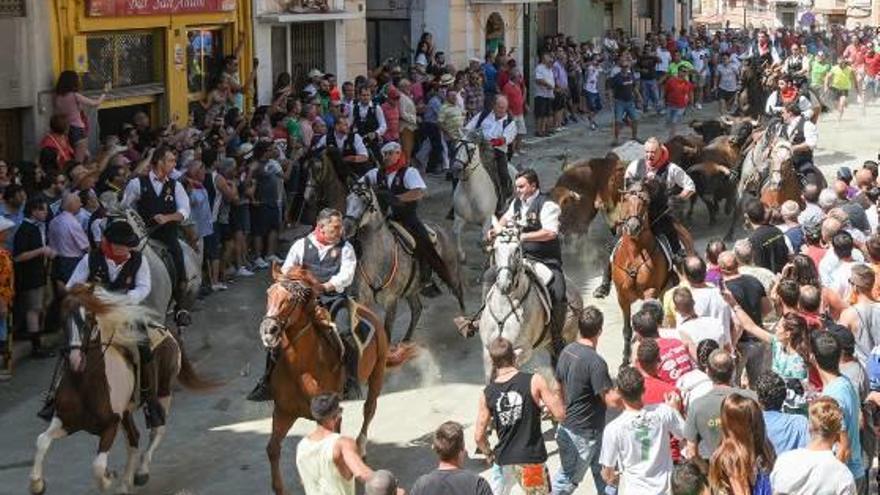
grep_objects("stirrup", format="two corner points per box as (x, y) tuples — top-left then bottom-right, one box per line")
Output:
(175, 310), (192, 327)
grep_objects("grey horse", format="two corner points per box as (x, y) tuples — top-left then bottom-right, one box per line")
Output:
(343, 182), (465, 342)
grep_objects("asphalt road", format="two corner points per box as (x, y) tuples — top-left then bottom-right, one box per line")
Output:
(1, 101), (878, 495)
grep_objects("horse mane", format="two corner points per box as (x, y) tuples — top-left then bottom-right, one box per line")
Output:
(280, 265), (320, 288)
(65, 285), (161, 348)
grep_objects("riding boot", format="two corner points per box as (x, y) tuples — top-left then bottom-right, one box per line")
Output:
(36, 355), (63, 422)
(593, 236), (615, 298)
(548, 304), (567, 369)
(340, 334), (361, 400)
(138, 342), (166, 428)
(173, 283), (192, 327)
(247, 349), (278, 402)
(418, 259), (442, 298)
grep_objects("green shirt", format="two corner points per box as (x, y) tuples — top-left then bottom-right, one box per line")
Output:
(810, 59), (831, 87)
(828, 65), (855, 90)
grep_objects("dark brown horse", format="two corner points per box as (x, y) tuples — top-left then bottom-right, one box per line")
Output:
(29, 286), (211, 495)
(300, 152), (349, 226)
(260, 265), (415, 495)
(612, 183), (675, 363)
(550, 153), (627, 237)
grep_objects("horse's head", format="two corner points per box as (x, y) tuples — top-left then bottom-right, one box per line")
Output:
(452, 137), (480, 176)
(343, 181), (377, 238)
(619, 182), (651, 237)
(260, 265), (319, 349)
(492, 226), (523, 294)
(766, 140), (794, 189)
(62, 284), (111, 372)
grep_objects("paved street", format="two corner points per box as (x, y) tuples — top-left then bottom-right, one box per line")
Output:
(1, 104), (878, 495)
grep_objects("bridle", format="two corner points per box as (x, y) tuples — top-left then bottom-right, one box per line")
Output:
(486, 229), (532, 334)
(343, 182), (377, 229)
(261, 280), (316, 346)
(452, 139), (479, 179)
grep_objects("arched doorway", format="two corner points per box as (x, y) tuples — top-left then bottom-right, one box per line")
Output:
(485, 12), (505, 56)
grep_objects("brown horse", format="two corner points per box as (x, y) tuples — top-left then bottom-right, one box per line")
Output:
(550, 153), (627, 237)
(612, 183), (675, 363)
(300, 151), (349, 226)
(29, 286), (211, 495)
(759, 139), (801, 211)
(260, 265), (415, 495)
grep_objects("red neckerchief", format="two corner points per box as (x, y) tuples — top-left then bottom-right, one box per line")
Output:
(781, 87), (798, 103)
(313, 227), (331, 246)
(648, 145), (671, 170)
(101, 238), (130, 265)
(759, 39), (770, 55)
(384, 155), (407, 175)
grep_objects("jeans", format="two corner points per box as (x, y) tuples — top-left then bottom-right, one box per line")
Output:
(640, 79), (661, 111)
(552, 426), (605, 495)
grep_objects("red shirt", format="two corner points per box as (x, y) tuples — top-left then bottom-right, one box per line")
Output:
(805, 245), (826, 270)
(866, 54), (880, 77)
(497, 69), (511, 92)
(39, 133), (75, 170)
(502, 81), (525, 116)
(657, 337), (695, 384)
(664, 77), (693, 109)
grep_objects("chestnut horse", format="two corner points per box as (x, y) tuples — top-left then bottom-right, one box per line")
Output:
(550, 153), (627, 238)
(612, 183), (674, 363)
(30, 286), (211, 495)
(259, 265), (415, 495)
(759, 140), (801, 210)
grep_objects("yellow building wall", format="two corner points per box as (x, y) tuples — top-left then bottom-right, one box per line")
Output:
(50, 0), (254, 123)
(344, 1), (368, 80)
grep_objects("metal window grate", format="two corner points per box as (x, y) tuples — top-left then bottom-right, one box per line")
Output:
(0, 0), (25, 17)
(290, 22), (325, 90)
(84, 31), (161, 91)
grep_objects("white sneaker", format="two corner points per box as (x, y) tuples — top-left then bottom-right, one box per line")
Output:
(253, 257), (270, 269)
(266, 254), (283, 265)
(211, 283), (229, 291)
(695, 103), (703, 110)
(236, 267), (255, 277)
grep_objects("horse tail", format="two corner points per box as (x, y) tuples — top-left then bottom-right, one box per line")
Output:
(175, 334), (221, 391)
(384, 342), (418, 369)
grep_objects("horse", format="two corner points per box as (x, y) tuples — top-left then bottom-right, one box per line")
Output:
(550, 153), (627, 245)
(259, 265), (415, 495)
(612, 182), (675, 363)
(478, 226), (581, 380)
(29, 286), (210, 495)
(759, 139), (801, 210)
(344, 181), (465, 343)
(109, 207), (203, 329)
(451, 134), (517, 263)
(300, 151), (349, 226)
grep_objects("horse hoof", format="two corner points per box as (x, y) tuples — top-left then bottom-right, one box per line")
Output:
(29, 478), (46, 495)
(133, 473), (149, 486)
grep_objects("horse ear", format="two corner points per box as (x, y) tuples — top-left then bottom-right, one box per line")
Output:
(272, 262), (282, 281)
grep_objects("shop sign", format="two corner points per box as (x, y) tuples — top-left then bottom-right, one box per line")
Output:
(87, 0), (236, 17)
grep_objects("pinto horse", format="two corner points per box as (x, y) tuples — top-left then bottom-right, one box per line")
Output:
(29, 286), (211, 495)
(612, 183), (675, 363)
(259, 265), (415, 495)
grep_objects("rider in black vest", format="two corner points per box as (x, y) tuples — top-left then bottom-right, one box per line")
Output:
(465, 96), (518, 216)
(323, 118), (370, 181)
(121, 145), (191, 326)
(350, 86), (386, 162)
(778, 102), (821, 185)
(369, 141), (460, 298)
(248, 208), (361, 401)
(455, 169), (568, 363)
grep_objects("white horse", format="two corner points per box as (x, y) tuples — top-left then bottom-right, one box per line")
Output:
(479, 227), (580, 380)
(451, 134), (518, 263)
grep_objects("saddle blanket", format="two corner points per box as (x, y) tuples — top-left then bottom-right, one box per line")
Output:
(325, 299), (376, 357)
(522, 260), (553, 326)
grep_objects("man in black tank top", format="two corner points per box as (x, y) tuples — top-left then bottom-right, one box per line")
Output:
(475, 337), (564, 494)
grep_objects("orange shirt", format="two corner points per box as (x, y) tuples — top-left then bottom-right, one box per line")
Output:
(0, 249), (14, 308)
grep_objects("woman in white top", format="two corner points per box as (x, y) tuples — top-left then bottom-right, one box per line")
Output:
(770, 397), (857, 495)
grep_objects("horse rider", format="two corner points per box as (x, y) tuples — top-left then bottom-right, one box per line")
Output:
(363, 141), (458, 297)
(39, 221), (164, 427)
(594, 137), (696, 298)
(350, 85), (387, 166)
(455, 169), (567, 360)
(464, 95), (518, 217)
(784, 43), (811, 92)
(248, 208), (360, 401)
(121, 144), (191, 326)
(318, 116), (370, 182)
(765, 75), (814, 121)
(775, 102), (820, 186)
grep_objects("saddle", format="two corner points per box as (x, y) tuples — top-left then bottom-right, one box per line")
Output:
(388, 221), (438, 254)
(122, 324), (172, 408)
(610, 235), (675, 272)
(316, 298), (376, 360)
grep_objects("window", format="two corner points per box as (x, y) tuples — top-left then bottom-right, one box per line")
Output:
(0, 0), (25, 17)
(187, 28), (226, 95)
(84, 31), (162, 91)
(290, 23), (325, 89)
(271, 26), (288, 85)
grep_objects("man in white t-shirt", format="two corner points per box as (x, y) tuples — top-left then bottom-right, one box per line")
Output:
(534, 51), (556, 137)
(673, 287), (730, 359)
(714, 52), (739, 114)
(770, 397), (857, 495)
(689, 40), (709, 109)
(600, 367), (685, 495)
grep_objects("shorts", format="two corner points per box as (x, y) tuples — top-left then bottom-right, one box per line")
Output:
(831, 87), (849, 100)
(203, 232), (220, 261)
(19, 287), (46, 312)
(250, 204), (281, 237)
(553, 92), (568, 111)
(513, 115), (527, 135)
(666, 106), (686, 124)
(614, 99), (638, 123)
(534, 96), (552, 118)
(489, 463), (550, 495)
(217, 222), (234, 242)
(719, 89), (737, 103)
(68, 125), (86, 146)
(231, 204), (250, 234)
(585, 92), (602, 112)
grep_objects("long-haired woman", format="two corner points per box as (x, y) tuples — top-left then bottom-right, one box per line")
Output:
(53, 70), (106, 163)
(709, 393), (775, 495)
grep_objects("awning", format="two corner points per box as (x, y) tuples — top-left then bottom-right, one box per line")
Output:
(258, 10), (360, 23)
